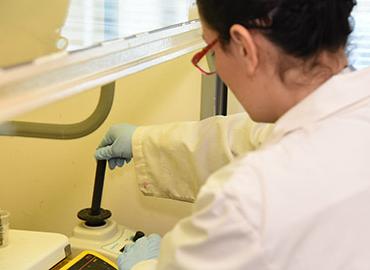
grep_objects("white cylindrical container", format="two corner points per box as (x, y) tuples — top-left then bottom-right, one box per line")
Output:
(0, 209), (10, 248)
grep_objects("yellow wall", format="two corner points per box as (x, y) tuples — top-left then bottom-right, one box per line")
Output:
(0, 53), (201, 236)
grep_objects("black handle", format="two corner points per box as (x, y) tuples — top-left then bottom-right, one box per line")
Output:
(91, 159), (107, 215)
(77, 159), (111, 226)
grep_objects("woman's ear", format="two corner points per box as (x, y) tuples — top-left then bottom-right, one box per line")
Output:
(229, 24), (258, 74)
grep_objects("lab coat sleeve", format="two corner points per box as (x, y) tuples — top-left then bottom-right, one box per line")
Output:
(132, 112), (273, 202)
(133, 161), (268, 270)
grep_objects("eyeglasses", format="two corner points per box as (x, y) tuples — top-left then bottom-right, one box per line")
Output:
(191, 38), (218, 75)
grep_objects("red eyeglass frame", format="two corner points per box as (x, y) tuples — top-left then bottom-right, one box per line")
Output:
(191, 38), (218, 75)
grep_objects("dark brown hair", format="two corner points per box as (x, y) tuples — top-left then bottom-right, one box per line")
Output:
(197, 0), (356, 60)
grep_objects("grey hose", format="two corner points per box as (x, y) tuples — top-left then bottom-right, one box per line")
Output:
(0, 82), (115, 139)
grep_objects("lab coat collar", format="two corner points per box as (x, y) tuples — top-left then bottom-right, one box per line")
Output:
(271, 67), (370, 141)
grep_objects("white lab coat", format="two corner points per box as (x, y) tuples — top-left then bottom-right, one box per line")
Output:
(131, 67), (370, 270)
(132, 113), (274, 202)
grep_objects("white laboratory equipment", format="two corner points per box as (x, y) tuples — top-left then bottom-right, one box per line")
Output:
(69, 220), (138, 262)
(0, 229), (70, 269)
(0, 209), (70, 269)
(69, 160), (145, 262)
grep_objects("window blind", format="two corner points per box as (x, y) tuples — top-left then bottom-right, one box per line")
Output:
(349, 0), (370, 70)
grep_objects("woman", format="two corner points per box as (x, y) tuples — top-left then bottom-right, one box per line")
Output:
(98, 0), (370, 269)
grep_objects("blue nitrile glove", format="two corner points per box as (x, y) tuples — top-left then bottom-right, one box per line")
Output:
(118, 234), (161, 270)
(95, 124), (137, 170)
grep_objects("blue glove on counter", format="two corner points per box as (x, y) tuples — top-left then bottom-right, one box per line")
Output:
(95, 124), (137, 169)
(118, 234), (161, 270)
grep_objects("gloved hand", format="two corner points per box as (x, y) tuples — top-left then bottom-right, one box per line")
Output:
(95, 124), (137, 169)
(118, 234), (161, 270)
